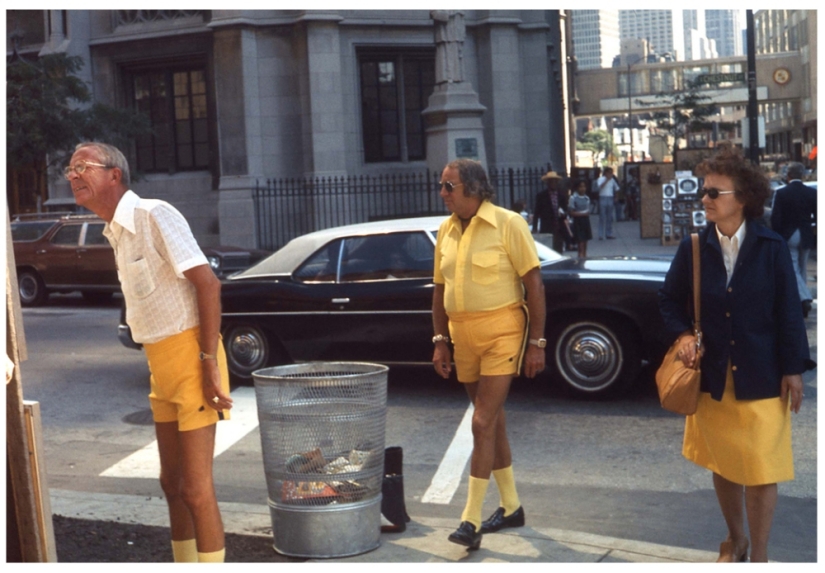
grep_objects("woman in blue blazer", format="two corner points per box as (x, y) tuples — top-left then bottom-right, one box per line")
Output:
(659, 143), (815, 563)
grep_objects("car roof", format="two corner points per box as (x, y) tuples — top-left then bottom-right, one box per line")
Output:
(236, 216), (446, 278)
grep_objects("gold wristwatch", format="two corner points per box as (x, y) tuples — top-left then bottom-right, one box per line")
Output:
(529, 338), (547, 348)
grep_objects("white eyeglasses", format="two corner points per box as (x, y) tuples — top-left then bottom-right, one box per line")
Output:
(64, 161), (110, 179)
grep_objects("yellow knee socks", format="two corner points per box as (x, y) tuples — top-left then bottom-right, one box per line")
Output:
(460, 476), (490, 529)
(198, 548), (226, 562)
(171, 539), (198, 563)
(492, 466), (521, 516)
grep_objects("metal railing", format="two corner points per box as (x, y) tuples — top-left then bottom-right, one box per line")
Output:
(253, 165), (551, 250)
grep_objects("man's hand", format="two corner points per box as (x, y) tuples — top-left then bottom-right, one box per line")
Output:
(433, 343), (452, 379)
(523, 344), (545, 379)
(202, 359), (233, 411)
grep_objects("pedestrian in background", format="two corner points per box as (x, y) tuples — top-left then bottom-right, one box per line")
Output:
(532, 170), (570, 253)
(432, 159), (546, 550)
(511, 199), (532, 226)
(568, 178), (593, 258)
(624, 166), (640, 221)
(770, 162), (817, 318)
(659, 143), (814, 563)
(67, 141), (233, 563)
(596, 167), (621, 240)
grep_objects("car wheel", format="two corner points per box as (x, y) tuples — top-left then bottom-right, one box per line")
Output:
(18, 269), (48, 307)
(549, 318), (639, 397)
(223, 324), (271, 383)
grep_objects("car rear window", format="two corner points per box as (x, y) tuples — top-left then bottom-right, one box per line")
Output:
(11, 222), (55, 242)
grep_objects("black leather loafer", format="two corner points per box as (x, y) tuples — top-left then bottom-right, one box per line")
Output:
(480, 506), (525, 533)
(448, 521), (482, 550)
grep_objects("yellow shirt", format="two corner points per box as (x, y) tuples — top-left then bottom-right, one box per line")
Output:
(434, 200), (540, 314)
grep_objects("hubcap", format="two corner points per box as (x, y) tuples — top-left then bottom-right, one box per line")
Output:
(228, 329), (266, 373)
(19, 276), (37, 301)
(556, 322), (623, 392)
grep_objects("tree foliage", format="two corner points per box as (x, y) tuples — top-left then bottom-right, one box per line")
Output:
(576, 129), (618, 166)
(639, 79), (737, 155)
(6, 53), (151, 172)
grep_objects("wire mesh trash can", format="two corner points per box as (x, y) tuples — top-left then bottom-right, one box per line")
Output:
(253, 362), (388, 558)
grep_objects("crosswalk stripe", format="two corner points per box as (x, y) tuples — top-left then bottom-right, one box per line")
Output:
(99, 387), (259, 479)
(421, 402), (474, 504)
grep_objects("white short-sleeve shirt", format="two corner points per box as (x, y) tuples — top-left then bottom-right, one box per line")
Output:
(103, 190), (209, 344)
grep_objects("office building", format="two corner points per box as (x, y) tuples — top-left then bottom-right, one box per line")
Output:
(619, 10), (684, 61)
(570, 10), (620, 70)
(705, 10), (743, 57)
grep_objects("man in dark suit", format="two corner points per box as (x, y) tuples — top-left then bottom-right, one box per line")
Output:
(770, 162), (817, 317)
(532, 171), (570, 253)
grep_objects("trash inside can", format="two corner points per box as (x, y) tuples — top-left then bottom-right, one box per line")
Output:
(253, 362), (388, 558)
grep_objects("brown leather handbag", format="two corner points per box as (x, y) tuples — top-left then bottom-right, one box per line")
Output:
(656, 233), (703, 415)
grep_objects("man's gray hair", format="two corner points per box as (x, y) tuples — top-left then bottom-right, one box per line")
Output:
(75, 142), (131, 186)
(785, 162), (805, 182)
(447, 159), (495, 202)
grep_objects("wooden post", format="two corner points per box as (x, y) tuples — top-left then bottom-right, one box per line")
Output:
(6, 210), (57, 562)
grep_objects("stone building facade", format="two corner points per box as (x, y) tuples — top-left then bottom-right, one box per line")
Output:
(8, 10), (571, 248)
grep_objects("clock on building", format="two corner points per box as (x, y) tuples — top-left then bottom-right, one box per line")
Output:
(772, 68), (791, 86)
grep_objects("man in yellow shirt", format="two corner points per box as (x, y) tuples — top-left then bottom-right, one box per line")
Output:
(432, 159), (546, 550)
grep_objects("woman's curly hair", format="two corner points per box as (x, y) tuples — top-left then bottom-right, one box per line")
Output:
(447, 159), (496, 202)
(694, 141), (771, 220)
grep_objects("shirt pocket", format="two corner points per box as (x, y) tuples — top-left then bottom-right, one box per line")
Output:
(471, 252), (500, 285)
(126, 258), (157, 299)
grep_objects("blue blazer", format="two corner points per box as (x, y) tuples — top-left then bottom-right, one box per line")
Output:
(659, 220), (815, 401)
(770, 180), (817, 249)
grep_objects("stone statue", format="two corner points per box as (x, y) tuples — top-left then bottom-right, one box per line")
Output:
(431, 10), (465, 84)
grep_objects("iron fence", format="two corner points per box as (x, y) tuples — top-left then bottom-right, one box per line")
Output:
(253, 165), (551, 250)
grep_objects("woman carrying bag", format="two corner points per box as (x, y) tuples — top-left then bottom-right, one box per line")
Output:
(658, 143), (815, 563)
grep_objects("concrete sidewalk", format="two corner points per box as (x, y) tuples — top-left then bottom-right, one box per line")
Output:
(50, 489), (719, 563)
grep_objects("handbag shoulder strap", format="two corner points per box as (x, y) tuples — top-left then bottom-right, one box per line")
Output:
(691, 233), (701, 331)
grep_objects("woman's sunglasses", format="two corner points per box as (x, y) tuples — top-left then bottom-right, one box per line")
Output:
(439, 181), (464, 193)
(699, 187), (736, 199)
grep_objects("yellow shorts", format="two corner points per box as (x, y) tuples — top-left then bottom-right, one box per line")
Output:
(448, 303), (528, 383)
(144, 327), (231, 432)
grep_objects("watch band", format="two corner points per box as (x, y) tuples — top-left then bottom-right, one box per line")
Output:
(529, 338), (547, 348)
(432, 334), (450, 344)
(199, 351), (217, 361)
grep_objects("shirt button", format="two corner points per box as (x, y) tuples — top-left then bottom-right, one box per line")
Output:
(725, 312), (730, 317)
(730, 340), (735, 345)
(732, 365), (738, 371)
(727, 287), (733, 293)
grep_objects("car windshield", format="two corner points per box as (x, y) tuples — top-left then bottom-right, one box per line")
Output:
(11, 221), (55, 242)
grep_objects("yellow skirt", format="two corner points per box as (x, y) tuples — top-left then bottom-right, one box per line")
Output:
(682, 364), (793, 486)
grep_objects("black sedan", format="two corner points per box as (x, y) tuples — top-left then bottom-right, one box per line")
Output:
(219, 217), (672, 397)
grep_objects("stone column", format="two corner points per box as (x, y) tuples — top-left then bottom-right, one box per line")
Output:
(214, 27), (262, 249)
(301, 20), (347, 177)
(422, 11), (488, 172)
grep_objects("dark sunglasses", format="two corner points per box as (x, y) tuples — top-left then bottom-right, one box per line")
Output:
(438, 181), (464, 193)
(698, 187), (735, 199)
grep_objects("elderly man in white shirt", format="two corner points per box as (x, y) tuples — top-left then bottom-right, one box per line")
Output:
(66, 141), (233, 563)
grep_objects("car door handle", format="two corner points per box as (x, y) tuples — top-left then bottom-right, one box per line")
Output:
(332, 298), (350, 304)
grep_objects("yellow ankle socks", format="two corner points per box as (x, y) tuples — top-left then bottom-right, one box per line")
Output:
(492, 466), (521, 516)
(460, 476), (490, 529)
(198, 548), (226, 562)
(171, 539), (198, 563)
